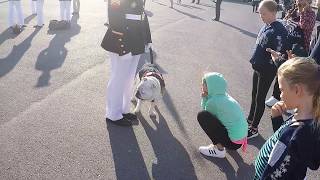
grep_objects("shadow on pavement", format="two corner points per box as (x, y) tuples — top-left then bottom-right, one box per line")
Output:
(0, 28), (19, 47)
(247, 134), (266, 149)
(219, 21), (258, 38)
(35, 15), (81, 87)
(106, 119), (150, 180)
(138, 107), (198, 180)
(0, 28), (40, 77)
(179, 4), (204, 10)
(203, 150), (255, 179)
(24, 14), (36, 24)
(198, 3), (214, 7)
(173, 8), (206, 21)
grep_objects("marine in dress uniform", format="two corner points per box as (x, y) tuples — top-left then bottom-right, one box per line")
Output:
(8, 0), (25, 28)
(33, 0), (45, 27)
(59, 0), (72, 22)
(101, 0), (152, 126)
(31, 0), (37, 14)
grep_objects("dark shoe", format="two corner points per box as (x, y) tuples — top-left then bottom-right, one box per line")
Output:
(33, 24), (44, 28)
(106, 117), (132, 126)
(211, 17), (219, 21)
(123, 113), (137, 121)
(247, 127), (259, 139)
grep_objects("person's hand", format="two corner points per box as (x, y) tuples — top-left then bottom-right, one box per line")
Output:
(266, 48), (283, 62)
(286, 50), (296, 59)
(271, 101), (287, 118)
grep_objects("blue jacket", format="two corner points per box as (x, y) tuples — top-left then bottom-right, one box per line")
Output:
(250, 21), (288, 72)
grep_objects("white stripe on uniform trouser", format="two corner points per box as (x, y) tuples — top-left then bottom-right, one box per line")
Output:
(106, 52), (141, 121)
(8, 1), (24, 27)
(59, 1), (71, 21)
(36, 0), (44, 26)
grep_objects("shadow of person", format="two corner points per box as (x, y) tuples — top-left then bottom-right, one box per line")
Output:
(219, 21), (258, 39)
(35, 15), (81, 87)
(173, 8), (206, 21)
(228, 150), (255, 179)
(138, 107), (197, 180)
(0, 28), (40, 77)
(0, 28), (19, 47)
(106, 120), (150, 180)
(247, 135), (266, 149)
(24, 14), (36, 24)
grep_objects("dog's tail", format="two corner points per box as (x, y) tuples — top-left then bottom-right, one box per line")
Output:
(149, 47), (154, 64)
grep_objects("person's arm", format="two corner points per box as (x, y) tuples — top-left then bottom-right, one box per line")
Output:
(271, 101), (288, 132)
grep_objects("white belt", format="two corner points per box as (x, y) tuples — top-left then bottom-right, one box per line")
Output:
(125, 14), (143, 21)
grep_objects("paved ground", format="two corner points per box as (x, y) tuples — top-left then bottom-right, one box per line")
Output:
(0, 0), (319, 179)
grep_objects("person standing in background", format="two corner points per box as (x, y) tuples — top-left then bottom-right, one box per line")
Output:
(212, 0), (222, 21)
(72, 0), (80, 15)
(59, 0), (72, 24)
(34, 0), (44, 28)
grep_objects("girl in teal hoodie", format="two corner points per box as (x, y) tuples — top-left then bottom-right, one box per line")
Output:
(198, 72), (248, 158)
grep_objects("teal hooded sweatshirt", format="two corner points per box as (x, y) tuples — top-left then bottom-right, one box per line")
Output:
(201, 72), (248, 141)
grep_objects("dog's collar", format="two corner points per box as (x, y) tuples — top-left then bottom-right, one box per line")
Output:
(144, 72), (165, 91)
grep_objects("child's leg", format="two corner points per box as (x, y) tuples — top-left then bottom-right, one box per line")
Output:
(197, 110), (240, 150)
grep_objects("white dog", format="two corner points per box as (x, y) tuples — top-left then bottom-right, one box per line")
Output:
(133, 63), (165, 117)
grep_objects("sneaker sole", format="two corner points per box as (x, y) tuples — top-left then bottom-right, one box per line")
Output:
(247, 133), (259, 139)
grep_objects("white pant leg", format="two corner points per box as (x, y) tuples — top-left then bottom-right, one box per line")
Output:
(60, 1), (65, 20)
(15, 1), (24, 26)
(106, 53), (136, 120)
(122, 55), (140, 114)
(36, 0), (44, 25)
(65, 1), (71, 21)
(31, 0), (36, 14)
(8, 1), (15, 27)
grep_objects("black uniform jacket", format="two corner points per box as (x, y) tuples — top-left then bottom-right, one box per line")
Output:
(101, 0), (152, 56)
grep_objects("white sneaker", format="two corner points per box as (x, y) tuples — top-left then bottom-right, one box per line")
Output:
(265, 96), (279, 108)
(199, 144), (226, 158)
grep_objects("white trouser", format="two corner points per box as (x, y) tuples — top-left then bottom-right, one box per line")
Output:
(106, 52), (141, 121)
(60, 1), (71, 21)
(73, 0), (80, 12)
(31, 0), (36, 14)
(8, 1), (24, 27)
(36, 0), (44, 25)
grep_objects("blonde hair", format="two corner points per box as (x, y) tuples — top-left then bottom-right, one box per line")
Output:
(278, 57), (320, 123)
(259, 0), (278, 12)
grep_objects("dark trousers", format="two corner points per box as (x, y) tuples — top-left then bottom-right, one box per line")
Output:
(272, 77), (281, 100)
(215, 0), (222, 20)
(197, 111), (242, 150)
(248, 70), (276, 128)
